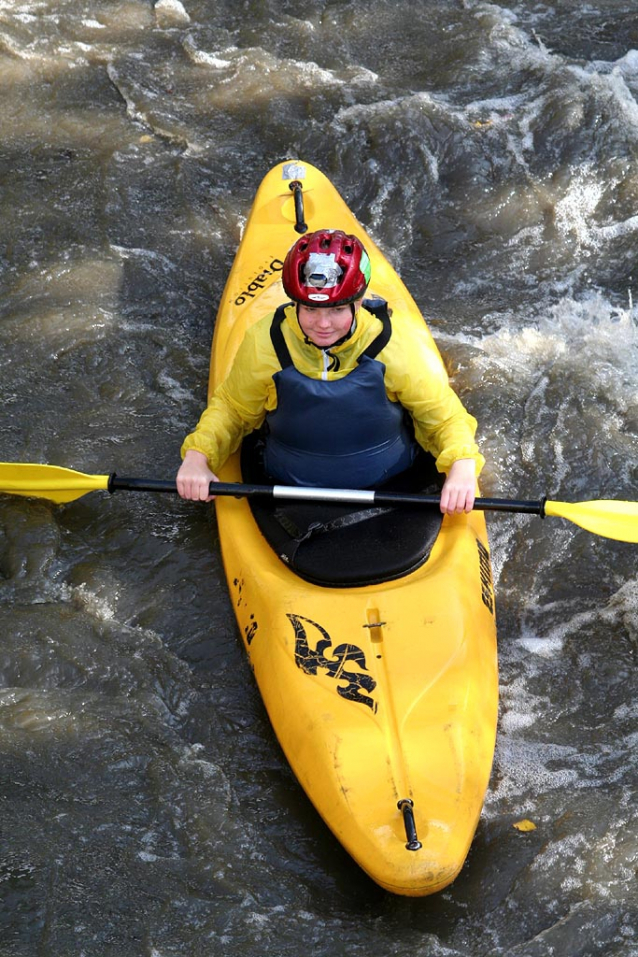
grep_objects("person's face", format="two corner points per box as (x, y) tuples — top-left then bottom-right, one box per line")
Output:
(297, 300), (361, 347)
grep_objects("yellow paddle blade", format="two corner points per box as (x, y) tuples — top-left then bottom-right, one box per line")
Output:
(0, 463), (110, 504)
(545, 499), (638, 543)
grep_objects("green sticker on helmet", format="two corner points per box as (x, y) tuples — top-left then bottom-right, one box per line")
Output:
(360, 250), (372, 284)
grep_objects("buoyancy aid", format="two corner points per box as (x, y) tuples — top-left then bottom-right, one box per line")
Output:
(262, 299), (417, 488)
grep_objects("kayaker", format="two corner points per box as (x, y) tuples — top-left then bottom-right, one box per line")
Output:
(176, 229), (484, 514)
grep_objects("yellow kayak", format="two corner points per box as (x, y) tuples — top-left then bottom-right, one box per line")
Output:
(210, 160), (498, 896)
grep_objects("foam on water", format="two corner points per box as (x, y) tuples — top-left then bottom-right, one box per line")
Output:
(477, 290), (638, 370)
(3, 0), (638, 952)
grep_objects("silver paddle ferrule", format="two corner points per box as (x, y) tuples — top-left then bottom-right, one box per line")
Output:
(271, 485), (376, 504)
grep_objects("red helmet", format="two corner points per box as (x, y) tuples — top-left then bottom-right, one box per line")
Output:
(282, 230), (371, 306)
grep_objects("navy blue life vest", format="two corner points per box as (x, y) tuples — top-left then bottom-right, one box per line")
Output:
(262, 299), (417, 488)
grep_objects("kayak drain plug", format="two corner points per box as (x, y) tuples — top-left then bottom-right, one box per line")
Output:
(398, 799), (422, 851)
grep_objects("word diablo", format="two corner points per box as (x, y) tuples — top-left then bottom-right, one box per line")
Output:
(234, 259), (284, 305)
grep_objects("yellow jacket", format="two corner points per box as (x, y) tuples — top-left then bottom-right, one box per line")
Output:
(181, 303), (484, 477)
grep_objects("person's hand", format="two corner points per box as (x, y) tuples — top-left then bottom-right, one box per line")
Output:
(439, 458), (476, 515)
(176, 449), (219, 501)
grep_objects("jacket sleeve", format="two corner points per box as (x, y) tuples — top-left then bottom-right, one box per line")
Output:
(381, 324), (485, 476)
(180, 319), (279, 473)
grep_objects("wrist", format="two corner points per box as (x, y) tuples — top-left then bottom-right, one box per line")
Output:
(183, 449), (210, 465)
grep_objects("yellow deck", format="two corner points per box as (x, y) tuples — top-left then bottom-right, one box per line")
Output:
(210, 161), (498, 895)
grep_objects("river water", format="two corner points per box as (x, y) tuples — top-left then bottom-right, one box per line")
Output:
(2, 0), (638, 953)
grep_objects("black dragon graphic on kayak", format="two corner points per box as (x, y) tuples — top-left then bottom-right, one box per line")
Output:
(287, 613), (378, 712)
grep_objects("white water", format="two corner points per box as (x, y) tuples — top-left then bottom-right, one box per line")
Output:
(2, 1), (638, 954)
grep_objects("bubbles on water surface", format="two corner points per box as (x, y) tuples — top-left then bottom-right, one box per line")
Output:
(2, 0), (638, 953)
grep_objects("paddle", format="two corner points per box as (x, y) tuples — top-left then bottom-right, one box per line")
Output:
(0, 461), (636, 542)
(1, 461), (637, 542)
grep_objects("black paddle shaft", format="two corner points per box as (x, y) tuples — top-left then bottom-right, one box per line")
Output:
(107, 474), (546, 515)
